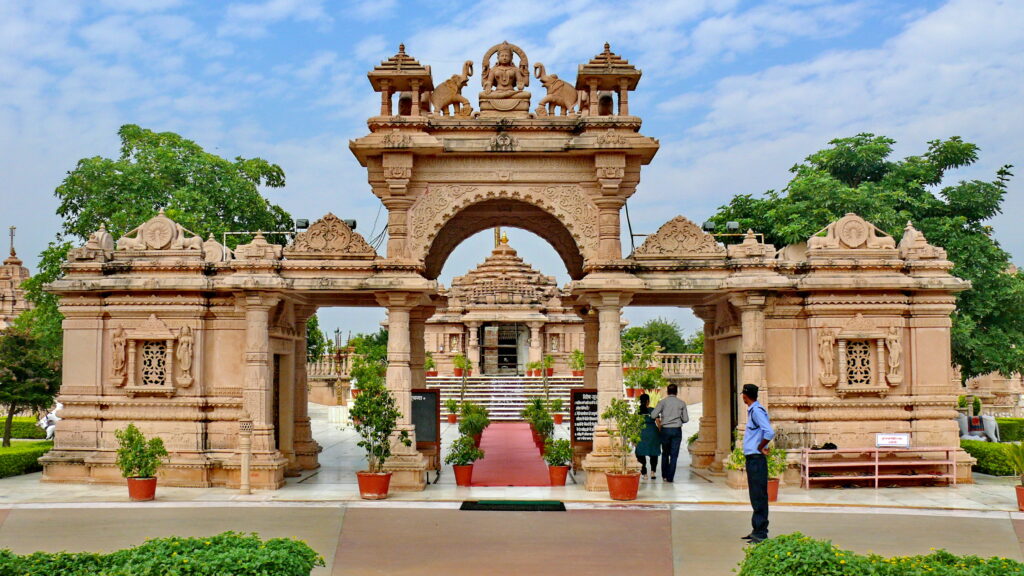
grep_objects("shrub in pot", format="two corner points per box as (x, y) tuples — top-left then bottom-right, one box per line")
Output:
(569, 349), (585, 377)
(724, 443), (747, 489)
(544, 438), (573, 486)
(446, 434), (484, 486)
(766, 446), (788, 501)
(601, 397), (645, 500)
(526, 360), (540, 377)
(724, 443), (787, 501)
(541, 354), (555, 377)
(349, 376), (410, 500)
(1003, 441), (1024, 511)
(452, 353), (469, 377)
(444, 398), (461, 424)
(533, 412), (554, 453)
(458, 401), (490, 446)
(424, 352), (438, 377)
(548, 398), (564, 425)
(114, 423), (168, 501)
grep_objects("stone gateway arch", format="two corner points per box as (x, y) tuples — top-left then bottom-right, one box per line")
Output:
(41, 42), (969, 492)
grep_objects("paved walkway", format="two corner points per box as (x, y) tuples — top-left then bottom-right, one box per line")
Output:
(1, 503), (1021, 575)
(471, 422), (550, 486)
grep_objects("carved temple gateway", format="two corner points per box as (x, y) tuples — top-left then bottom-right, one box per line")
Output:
(42, 41), (971, 492)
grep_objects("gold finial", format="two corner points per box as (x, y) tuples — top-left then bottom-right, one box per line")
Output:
(398, 43), (406, 54)
(500, 231), (509, 245)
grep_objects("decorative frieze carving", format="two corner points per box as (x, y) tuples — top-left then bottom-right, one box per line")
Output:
(116, 210), (203, 252)
(633, 216), (725, 259)
(284, 213), (376, 261)
(898, 221), (947, 260)
(807, 213), (896, 257)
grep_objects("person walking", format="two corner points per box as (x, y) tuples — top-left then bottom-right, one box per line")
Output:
(740, 384), (775, 544)
(650, 384), (688, 482)
(634, 393), (660, 480)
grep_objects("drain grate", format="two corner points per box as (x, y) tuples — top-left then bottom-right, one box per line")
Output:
(460, 500), (566, 512)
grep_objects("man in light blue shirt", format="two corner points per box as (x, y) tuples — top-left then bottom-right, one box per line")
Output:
(741, 384), (774, 544)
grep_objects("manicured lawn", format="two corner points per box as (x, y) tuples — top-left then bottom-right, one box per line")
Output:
(0, 441), (53, 479)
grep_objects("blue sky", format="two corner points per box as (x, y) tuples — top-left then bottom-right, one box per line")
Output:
(2, 0), (1022, 338)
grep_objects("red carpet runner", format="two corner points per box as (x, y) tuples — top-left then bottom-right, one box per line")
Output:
(470, 422), (551, 486)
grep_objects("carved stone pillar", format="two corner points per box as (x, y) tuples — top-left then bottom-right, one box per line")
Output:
(527, 321), (544, 366)
(377, 293), (427, 491)
(293, 306), (321, 471)
(734, 293), (767, 434)
(690, 305), (718, 470)
(242, 293), (286, 489)
(466, 321), (481, 373)
(410, 307), (431, 390)
(594, 153), (626, 261)
(583, 312), (599, 390)
(582, 292), (636, 490)
(618, 77), (629, 116)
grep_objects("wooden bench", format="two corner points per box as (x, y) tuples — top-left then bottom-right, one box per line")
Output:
(800, 446), (957, 489)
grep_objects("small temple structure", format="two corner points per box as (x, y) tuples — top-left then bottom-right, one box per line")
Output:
(426, 232), (583, 376)
(0, 227), (31, 330)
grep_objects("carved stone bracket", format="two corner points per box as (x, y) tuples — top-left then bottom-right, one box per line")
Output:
(633, 216), (725, 259)
(284, 213), (376, 261)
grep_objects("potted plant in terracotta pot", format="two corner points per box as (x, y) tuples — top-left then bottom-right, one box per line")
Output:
(444, 398), (460, 424)
(601, 397), (645, 500)
(446, 434), (484, 486)
(544, 438), (573, 486)
(766, 446), (788, 502)
(115, 423), (168, 502)
(458, 401), (490, 447)
(541, 354), (555, 377)
(569, 349), (585, 377)
(424, 352), (438, 377)
(533, 411), (554, 454)
(452, 353), (469, 377)
(1003, 442), (1024, 511)
(549, 398), (564, 425)
(526, 360), (539, 377)
(349, 375), (410, 500)
(724, 443), (747, 489)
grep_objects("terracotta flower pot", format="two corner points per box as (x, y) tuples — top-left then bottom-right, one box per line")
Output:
(546, 368), (554, 377)
(572, 370), (584, 377)
(126, 477), (157, 501)
(454, 368), (464, 377)
(453, 464), (474, 486)
(606, 472), (641, 501)
(356, 471), (392, 500)
(553, 413), (563, 425)
(625, 387), (637, 398)
(473, 433), (482, 447)
(549, 465), (570, 486)
(767, 478), (780, 502)
(426, 371), (438, 377)
(447, 414), (457, 424)
(1016, 485), (1024, 511)
(351, 389), (360, 397)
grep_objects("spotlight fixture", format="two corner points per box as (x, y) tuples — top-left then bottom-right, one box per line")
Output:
(701, 220), (716, 232)
(295, 219), (310, 230)
(726, 221), (740, 232)
(343, 219), (357, 230)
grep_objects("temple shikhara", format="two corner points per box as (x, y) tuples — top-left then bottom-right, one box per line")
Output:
(0, 228), (31, 330)
(39, 41), (975, 493)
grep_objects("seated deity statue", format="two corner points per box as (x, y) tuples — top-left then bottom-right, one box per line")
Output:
(478, 41), (532, 115)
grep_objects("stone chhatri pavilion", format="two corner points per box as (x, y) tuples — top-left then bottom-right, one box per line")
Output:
(42, 41), (970, 492)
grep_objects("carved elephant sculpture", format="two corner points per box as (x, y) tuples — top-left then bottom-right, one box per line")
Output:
(428, 60), (474, 117)
(533, 63), (587, 116)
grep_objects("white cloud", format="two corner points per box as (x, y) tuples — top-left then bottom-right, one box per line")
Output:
(219, 0), (333, 37)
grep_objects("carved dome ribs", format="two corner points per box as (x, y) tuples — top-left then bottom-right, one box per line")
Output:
(422, 199), (585, 280)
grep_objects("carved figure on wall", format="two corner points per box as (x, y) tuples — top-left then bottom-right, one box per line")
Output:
(886, 325), (903, 384)
(112, 327), (127, 385)
(429, 60), (474, 116)
(818, 329), (837, 386)
(177, 325), (194, 386)
(479, 41), (531, 114)
(533, 63), (586, 116)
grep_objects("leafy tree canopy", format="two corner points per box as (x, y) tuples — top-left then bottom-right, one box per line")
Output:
(711, 133), (1020, 379)
(349, 328), (389, 365)
(622, 318), (703, 354)
(0, 320), (61, 446)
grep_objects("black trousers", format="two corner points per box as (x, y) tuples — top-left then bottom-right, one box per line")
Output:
(745, 453), (769, 538)
(659, 427), (683, 481)
(636, 455), (658, 474)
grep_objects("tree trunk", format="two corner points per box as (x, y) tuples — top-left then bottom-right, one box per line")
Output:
(3, 406), (16, 448)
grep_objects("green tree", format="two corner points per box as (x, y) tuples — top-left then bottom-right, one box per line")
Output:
(349, 328), (389, 364)
(0, 321), (61, 447)
(622, 318), (686, 353)
(23, 124), (297, 357)
(305, 314), (331, 361)
(712, 133), (1021, 379)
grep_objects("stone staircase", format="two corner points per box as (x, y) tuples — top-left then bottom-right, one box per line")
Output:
(426, 376), (585, 420)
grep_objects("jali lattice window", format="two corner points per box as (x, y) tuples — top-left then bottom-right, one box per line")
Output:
(140, 341), (168, 386)
(845, 340), (873, 387)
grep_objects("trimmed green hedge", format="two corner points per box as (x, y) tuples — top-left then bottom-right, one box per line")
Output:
(960, 439), (1014, 476)
(6, 417), (47, 440)
(0, 532), (325, 575)
(0, 441), (53, 479)
(738, 533), (1024, 575)
(997, 418), (1024, 442)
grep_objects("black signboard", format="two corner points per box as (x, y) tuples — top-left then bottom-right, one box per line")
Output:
(571, 389), (598, 443)
(411, 390), (439, 444)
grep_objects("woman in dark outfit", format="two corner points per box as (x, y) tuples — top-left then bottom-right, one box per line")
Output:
(635, 393), (661, 479)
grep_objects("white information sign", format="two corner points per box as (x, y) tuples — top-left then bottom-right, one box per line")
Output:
(875, 433), (910, 448)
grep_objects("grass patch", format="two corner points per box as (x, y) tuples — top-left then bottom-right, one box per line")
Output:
(0, 441), (53, 479)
